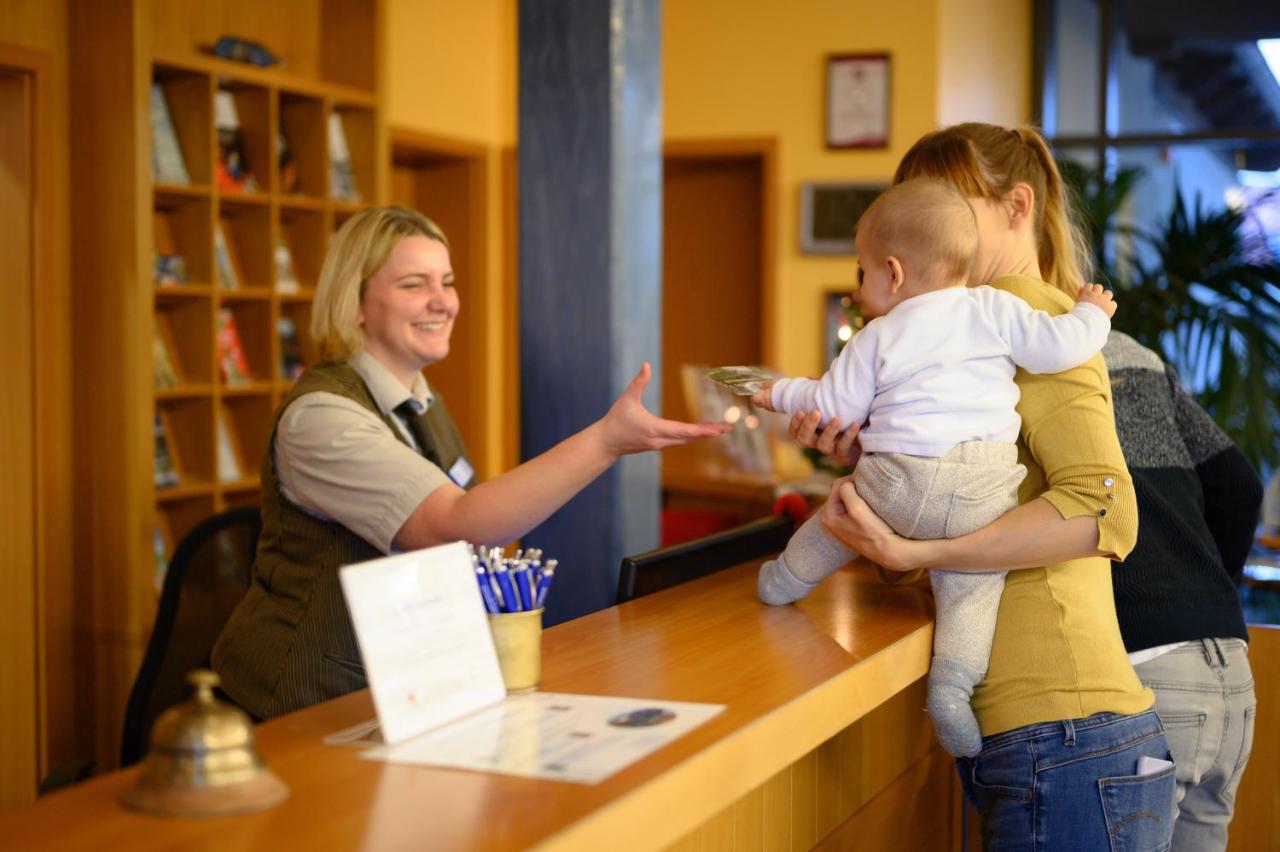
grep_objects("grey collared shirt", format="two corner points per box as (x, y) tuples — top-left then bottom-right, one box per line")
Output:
(274, 350), (451, 553)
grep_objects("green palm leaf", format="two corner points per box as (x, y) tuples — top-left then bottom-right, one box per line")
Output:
(1061, 159), (1280, 470)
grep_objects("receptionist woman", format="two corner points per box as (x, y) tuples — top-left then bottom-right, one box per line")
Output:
(213, 205), (728, 720)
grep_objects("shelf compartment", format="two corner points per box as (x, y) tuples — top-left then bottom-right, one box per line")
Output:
(155, 495), (217, 563)
(153, 195), (212, 286)
(215, 81), (271, 196)
(156, 297), (213, 384)
(217, 204), (272, 289)
(328, 104), (372, 204)
(280, 91), (327, 199)
(279, 300), (318, 374)
(156, 397), (215, 487)
(222, 395), (272, 483)
(279, 207), (325, 291)
(216, 302), (272, 386)
(152, 66), (212, 185)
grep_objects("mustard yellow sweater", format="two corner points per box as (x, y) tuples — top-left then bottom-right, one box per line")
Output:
(971, 275), (1153, 735)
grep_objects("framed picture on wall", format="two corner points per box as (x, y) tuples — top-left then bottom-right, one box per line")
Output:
(800, 182), (885, 254)
(826, 53), (890, 149)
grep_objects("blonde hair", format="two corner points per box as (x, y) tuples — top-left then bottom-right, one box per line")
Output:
(857, 178), (977, 286)
(311, 206), (450, 363)
(893, 123), (1091, 300)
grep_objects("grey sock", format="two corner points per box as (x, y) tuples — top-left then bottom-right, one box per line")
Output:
(757, 554), (817, 606)
(926, 656), (984, 758)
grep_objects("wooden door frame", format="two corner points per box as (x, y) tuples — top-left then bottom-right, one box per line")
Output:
(0, 40), (60, 800)
(663, 137), (778, 367)
(389, 127), (491, 469)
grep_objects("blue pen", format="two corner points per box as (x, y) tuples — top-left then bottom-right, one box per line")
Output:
(493, 561), (520, 612)
(475, 566), (500, 613)
(513, 561), (535, 611)
(534, 561), (557, 608)
(473, 553), (504, 612)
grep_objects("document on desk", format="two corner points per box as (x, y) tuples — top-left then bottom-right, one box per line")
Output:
(339, 541), (506, 744)
(362, 692), (725, 784)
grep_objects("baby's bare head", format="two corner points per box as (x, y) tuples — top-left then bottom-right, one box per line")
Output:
(856, 178), (978, 290)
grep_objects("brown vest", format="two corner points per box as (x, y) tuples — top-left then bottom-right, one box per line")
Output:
(211, 362), (471, 720)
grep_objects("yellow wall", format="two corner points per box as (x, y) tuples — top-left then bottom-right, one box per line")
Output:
(937, 0), (1032, 129)
(385, 0), (517, 146)
(665, 0), (941, 376)
(385, 0), (518, 477)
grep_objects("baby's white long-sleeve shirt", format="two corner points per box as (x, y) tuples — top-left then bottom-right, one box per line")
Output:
(771, 285), (1111, 456)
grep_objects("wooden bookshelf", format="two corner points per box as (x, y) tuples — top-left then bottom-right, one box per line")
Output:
(70, 0), (387, 768)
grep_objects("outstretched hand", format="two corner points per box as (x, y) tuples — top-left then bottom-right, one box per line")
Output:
(787, 410), (862, 467)
(598, 363), (732, 457)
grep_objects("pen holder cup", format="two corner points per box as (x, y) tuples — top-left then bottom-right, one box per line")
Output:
(488, 608), (543, 693)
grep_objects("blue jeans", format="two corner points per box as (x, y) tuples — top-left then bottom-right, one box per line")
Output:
(958, 710), (1176, 851)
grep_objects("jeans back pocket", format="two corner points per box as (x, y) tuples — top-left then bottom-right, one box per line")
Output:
(1098, 764), (1175, 852)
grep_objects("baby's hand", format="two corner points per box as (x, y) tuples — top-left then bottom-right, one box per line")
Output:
(750, 380), (777, 412)
(1077, 283), (1117, 319)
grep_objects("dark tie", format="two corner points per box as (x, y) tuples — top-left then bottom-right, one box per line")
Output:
(393, 400), (441, 466)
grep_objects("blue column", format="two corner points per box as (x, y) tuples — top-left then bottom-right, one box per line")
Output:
(519, 0), (663, 624)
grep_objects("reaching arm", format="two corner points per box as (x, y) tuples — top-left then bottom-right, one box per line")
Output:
(392, 363), (730, 550)
(761, 325), (877, 428)
(824, 479), (1105, 572)
(993, 284), (1114, 375)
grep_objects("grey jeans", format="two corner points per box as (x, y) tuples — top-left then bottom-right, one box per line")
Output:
(1134, 638), (1256, 852)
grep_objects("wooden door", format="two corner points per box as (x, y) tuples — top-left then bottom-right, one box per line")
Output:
(662, 151), (766, 421)
(391, 133), (488, 477)
(0, 65), (38, 807)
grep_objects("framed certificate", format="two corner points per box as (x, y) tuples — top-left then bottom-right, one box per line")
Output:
(826, 53), (890, 149)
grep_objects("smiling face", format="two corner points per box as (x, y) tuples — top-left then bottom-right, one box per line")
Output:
(357, 234), (458, 387)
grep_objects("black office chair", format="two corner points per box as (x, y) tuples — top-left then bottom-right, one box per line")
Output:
(617, 513), (795, 604)
(120, 506), (261, 766)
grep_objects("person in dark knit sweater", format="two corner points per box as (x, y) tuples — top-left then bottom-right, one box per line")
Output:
(1104, 330), (1262, 852)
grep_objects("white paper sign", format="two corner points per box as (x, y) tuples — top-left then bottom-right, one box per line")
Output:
(362, 692), (726, 785)
(338, 541), (506, 744)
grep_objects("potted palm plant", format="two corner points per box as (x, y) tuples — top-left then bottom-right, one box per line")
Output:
(1060, 160), (1280, 471)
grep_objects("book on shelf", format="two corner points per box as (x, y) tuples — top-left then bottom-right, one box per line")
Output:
(278, 316), (305, 380)
(214, 222), (240, 289)
(154, 415), (180, 489)
(327, 112), (359, 202)
(214, 89), (258, 193)
(153, 329), (178, 388)
(275, 236), (300, 294)
(153, 253), (188, 285)
(216, 307), (252, 385)
(216, 408), (243, 483)
(151, 83), (190, 185)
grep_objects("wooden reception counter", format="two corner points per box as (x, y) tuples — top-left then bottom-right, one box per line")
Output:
(2, 561), (958, 850)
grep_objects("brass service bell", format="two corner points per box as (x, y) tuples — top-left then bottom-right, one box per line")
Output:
(121, 669), (288, 817)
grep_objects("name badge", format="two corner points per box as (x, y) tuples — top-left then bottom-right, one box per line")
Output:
(448, 456), (475, 488)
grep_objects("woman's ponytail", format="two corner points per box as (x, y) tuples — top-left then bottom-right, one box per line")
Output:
(1014, 127), (1092, 300)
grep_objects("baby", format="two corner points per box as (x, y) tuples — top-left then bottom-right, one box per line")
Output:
(753, 178), (1117, 757)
